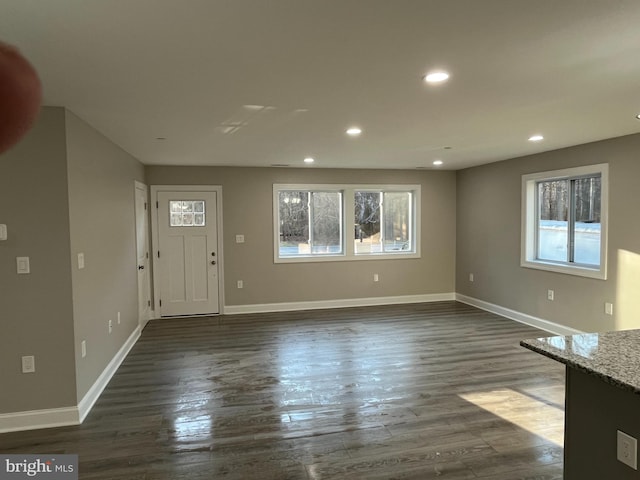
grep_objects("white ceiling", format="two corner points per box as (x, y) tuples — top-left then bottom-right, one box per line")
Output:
(2, 0), (640, 170)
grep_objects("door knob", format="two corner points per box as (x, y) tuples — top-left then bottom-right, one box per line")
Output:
(138, 265), (145, 270)
(211, 260), (216, 265)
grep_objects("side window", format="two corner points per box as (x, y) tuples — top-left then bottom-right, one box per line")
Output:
(522, 164), (608, 279)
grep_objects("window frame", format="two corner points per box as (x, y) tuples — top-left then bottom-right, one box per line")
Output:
(521, 163), (608, 279)
(273, 183), (421, 263)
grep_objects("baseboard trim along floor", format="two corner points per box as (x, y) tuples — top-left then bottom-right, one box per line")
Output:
(223, 293), (456, 315)
(0, 324), (142, 434)
(455, 293), (584, 336)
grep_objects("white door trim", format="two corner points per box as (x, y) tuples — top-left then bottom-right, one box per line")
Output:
(150, 185), (225, 317)
(134, 181), (152, 326)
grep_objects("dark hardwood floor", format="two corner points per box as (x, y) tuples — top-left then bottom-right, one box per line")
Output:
(0, 301), (565, 479)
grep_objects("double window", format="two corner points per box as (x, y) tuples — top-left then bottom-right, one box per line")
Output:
(521, 164), (608, 279)
(274, 184), (420, 262)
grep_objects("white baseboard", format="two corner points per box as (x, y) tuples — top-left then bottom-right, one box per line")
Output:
(0, 325), (142, 434)
(223, 293), (455, 315)
(0, 407), (79, 434)
(455, 293), (584, 336)
(77, 324), (142, 422)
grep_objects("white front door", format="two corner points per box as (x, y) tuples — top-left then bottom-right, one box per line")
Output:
(135, 182), (152, 323)
(156, 190), (219, 316)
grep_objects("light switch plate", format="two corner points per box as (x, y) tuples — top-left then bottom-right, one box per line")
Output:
(0, 224), (7, 241)
(235, 234), (245, 243)
(78, 253), (85, 269)
(21, 355), (35, 373)
(605, 302), (614, 315)
(16, 256), (30, 274)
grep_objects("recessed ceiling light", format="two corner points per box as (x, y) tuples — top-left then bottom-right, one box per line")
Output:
(346, 127), (362, 136)
(528, 134), (544, 142)
(636, 113), (640, 120)
(303, 157), (315, 164)
(433, 160), (443, 166)
(424, 71), (450, 84)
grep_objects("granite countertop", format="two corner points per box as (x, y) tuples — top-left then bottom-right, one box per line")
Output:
(521, 329), (640, 395)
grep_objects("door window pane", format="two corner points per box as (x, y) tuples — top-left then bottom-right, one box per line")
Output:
(171, 213), (183, 226)
(170, 201), (206, 227)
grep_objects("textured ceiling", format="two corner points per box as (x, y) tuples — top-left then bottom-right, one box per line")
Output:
(2, 0), (640, 169)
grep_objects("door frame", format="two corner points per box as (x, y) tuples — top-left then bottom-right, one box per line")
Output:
(150, 185), (225, 317)
(134, 180), (153, 325)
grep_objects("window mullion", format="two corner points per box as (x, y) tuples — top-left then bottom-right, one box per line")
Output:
(344, 189), (354, 256)
(534, 182), (541, 260)
(378, 192), (387, 253)
(568, 179), (576, 263)
(308, 192), (314, 254)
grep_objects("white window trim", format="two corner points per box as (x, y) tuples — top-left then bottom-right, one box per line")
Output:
(521, 163), (608, 280)
(273, 184), (421, 263)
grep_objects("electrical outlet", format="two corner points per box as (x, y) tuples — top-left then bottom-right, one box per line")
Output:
(373, 273), (379, 282)
(617, 430), (638, 470)
(547, 289), (554, 301)
(237, 280), (243, 289)
(108, 319), (113, 334)
(21, 355), (35, 373)
(605, 303), (614, 315)
(235, 234), (245, 243)
(469, 273), (474, 282)
(81, 341), (87, 358)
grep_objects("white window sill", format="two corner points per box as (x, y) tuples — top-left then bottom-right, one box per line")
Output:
(275, 252), (420, 264)
(521, 259), (606, 280)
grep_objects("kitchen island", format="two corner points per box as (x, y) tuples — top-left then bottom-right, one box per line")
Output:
(521, 330), (640, 480)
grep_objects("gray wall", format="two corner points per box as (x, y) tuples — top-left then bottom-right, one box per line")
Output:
(65, 111), (145, 401)
(0, 108), (77, 413)
(564, 368), (640, 479)
(0, 107), (145, 416)
(456, 133), (640, 333)
(145, 166), (457, 307)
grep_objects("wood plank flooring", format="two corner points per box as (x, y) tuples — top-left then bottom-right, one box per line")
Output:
(0, 301), (565, 479)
